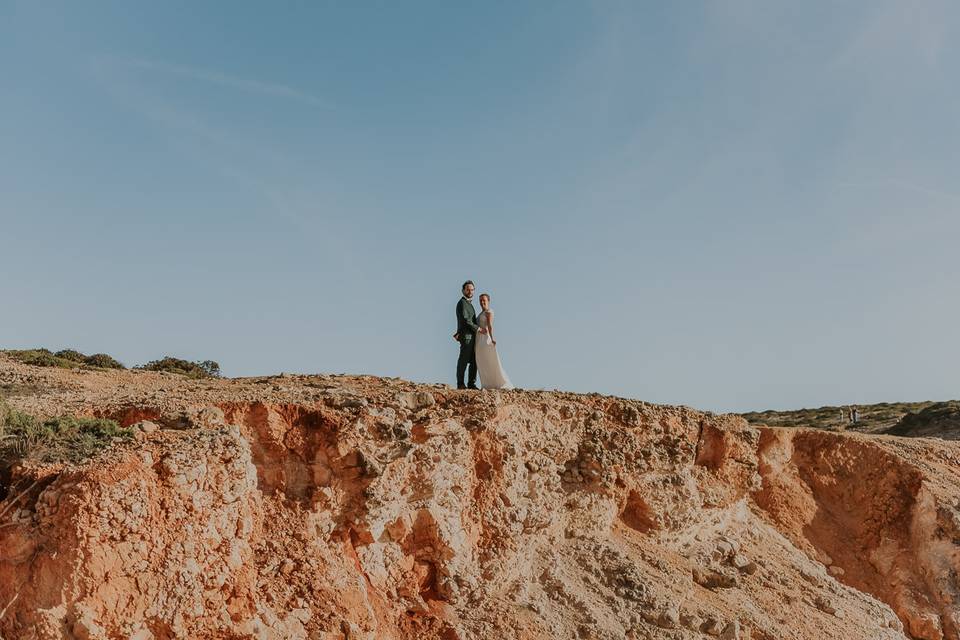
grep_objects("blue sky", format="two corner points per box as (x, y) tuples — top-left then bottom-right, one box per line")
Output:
(2, 1), (958, 413)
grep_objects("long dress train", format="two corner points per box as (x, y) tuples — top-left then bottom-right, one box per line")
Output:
(475, 310), (513, 390)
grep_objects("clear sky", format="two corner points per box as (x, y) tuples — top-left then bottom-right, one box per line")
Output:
(2, 1), (958, 413)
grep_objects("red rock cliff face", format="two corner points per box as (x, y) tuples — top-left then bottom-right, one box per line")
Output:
(0, 359), (959, 640)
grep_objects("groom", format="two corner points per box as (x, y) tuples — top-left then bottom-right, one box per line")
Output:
(453, 280), (486, 389)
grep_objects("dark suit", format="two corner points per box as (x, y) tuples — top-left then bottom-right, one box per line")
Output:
(456, 296), (480, 388)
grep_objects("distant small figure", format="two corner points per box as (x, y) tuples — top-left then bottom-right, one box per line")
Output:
(851, 406), (860, 425)
(839, 408), (845, 425)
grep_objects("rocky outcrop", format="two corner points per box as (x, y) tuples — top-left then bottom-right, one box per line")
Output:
(755, 429), (960, 639)
(0, 427), (261, 639)
(0, 358), (958, 639)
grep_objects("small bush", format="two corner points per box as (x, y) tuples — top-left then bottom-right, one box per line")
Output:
(84, 353), (125, 369)
(0, 402), (131, 464)
(54, 349), (87, 363)
(198, 360), (221, 377)
(139, 356), (221, 379)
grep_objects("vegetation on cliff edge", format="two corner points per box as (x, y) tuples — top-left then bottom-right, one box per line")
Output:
(3, 348), (221, 379)
(0, 399), (131, 465)
(4, 348), (125, 370)
(138, 357), (221, 379)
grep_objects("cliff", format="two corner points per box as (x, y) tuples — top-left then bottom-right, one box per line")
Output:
(1, 357), (959, 640)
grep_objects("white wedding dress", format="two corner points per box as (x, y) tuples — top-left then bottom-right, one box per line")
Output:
(475, 310), (513, 390)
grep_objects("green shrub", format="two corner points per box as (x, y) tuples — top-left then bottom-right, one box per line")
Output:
(84, 353), (125, 369)
(54, 349), (87, 363)
(4, 348), (125, 370)
(139, 356), (221, 379)
(6, 349), (76, 368)
(198, 360), (221, 377)
(0, 404), (131, 464)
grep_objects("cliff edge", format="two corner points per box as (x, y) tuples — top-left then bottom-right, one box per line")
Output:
(1, 357), (959, 640)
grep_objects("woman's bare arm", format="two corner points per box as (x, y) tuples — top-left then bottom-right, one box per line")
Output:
(487, 310), (496, 345)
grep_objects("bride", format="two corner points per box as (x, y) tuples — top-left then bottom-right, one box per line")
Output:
(475, 293), (513, 390)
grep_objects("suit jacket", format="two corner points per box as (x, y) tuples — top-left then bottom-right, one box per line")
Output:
(456, 297), (480, 344)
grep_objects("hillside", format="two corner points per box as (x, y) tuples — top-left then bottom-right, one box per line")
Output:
(1, 355), (959, 640)
(884, 402), (960, 440)
(741, 401), (941, 434)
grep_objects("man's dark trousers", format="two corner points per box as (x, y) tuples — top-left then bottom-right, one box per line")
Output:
(457, 337), (477, 389)
(456, 296), (480, 388)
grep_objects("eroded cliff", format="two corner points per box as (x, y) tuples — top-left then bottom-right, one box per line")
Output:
(1, 358), (959, 640)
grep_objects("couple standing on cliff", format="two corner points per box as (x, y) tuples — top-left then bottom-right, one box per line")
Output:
(453, 280), (513, 390)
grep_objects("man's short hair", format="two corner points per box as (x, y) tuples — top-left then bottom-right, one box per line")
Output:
(462, 280), (474, 291)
